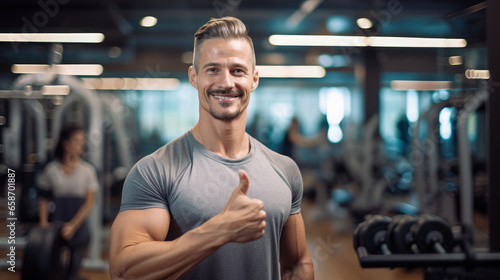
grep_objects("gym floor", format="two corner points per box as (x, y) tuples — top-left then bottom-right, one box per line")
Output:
(0, 198), (424, 280)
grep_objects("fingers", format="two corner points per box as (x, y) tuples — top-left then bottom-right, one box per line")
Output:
(237, 170), (250, 195)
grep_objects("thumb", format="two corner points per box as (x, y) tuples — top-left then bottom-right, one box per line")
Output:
(237, 170), (250, 195)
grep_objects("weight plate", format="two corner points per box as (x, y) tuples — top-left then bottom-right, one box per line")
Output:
(411, 214), (454, 253)
(22, 224), (70, 280)
(360, 215), (392, 254)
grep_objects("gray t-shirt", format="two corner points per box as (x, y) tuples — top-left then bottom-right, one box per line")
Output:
(120, 131), (303, 280)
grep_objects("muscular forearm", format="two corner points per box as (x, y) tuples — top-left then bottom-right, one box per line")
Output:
(111, 219), (227, 280)
(282, 260), (315, 280)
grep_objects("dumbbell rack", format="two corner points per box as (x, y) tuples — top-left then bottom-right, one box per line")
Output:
(354, 214), (500, 272)
(356, 246), (500, 268)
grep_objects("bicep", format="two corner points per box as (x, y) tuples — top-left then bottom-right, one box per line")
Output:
(280, 213), (309, 267)
(110, 208), (170, 260)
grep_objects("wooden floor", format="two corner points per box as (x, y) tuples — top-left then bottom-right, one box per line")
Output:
(300, 200), (423, 280)
(1, 197), (423, 280)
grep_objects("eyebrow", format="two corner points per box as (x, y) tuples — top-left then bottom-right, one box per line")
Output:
(202, 62), (250, 72)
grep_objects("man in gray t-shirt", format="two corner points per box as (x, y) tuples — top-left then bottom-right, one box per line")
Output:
(109, 16), (314, 280)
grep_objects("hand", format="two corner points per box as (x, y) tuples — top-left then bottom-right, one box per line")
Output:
(61, 222), (77, 240)
(216, 170), (267, 243)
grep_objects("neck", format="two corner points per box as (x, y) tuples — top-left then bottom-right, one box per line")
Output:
(192, 111), (249, 159)
(62, 154), (80, 165)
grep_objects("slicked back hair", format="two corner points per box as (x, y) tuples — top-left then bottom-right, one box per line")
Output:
(193, 17), (255, 73)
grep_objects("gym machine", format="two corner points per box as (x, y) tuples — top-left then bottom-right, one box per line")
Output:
(0, 44), (113, 278)
(354, 85), (499, 279)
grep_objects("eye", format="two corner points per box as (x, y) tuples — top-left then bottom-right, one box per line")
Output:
(233, 69), (245, 75)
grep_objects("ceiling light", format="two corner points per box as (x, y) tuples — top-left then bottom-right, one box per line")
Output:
(82, 78), (180, 90)
(448, 56), (463, 65)
(390, 80), (452, 91)
(181, 51), (193, 64)
(141, 16), (157, 27)
(356, 18), (373, 29)
(108, 46), (121, 58)
(269, 35), (366, 47)
(368, 37), (466, 48)
(12, 64), (103, 76)
(269, 34), (467, 48)
(256, 65), (326, 78)
(0, 33), (104, 43)
(42, 85), (70, 96)
(465, 69), (490, 80)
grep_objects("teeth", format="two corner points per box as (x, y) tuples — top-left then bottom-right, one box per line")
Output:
(214, 95), (234, 100)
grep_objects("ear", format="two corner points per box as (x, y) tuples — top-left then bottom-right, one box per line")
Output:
(188, 66), (198, 89)
(250, 68), (259, 92)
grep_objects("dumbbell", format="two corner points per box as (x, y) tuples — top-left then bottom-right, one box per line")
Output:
(385, 214), (419, 254)
(353, 215), (392, 255)
(410, 214), (455, 254)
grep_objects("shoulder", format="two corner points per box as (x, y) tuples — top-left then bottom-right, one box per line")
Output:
(129, 132), (194, 183)
(145, 132), (193, 169)
(251, 136), (301, 181)
(41, 160), (60, 175)
(43, 160), (59, 169)
(79, 160), (97, 172)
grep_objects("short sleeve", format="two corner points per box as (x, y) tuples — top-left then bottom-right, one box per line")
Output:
(119, 155), (169, 212)
(86, 164), (99, 192)
(289, 162), (304, 215)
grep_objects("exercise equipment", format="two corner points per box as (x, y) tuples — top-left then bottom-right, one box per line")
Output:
(22, 224), (70, 280)
(353, 214), (500, 270)
(386, 214), (418, 254)
(410, 214), (455, 254)
(353, 215), (392, 255)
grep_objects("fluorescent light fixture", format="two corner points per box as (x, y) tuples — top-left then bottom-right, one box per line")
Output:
(82, 78), (180, 90)
(356, 18), (373, 29)
(269, 35), (467, 48)
(449, 56), (463, 65)
(390, 80), (453, 91)
(12, 64), (103, 76)
(465, 69), (490, 80)
(256, 65), (326, 78)
(140, 16), (157, 27)
(269, 35), (366, 47)
(368, 37), (466, 48)
(0, 33), (104, 43)
(42, 85), (70, 96)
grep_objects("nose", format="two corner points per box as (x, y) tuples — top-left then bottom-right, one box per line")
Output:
(217, 69), (235, 90)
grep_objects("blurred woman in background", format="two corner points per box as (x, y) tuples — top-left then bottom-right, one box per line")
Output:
(38, 123), (99, 280)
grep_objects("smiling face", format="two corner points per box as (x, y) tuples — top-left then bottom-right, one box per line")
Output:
(189, 38), (259, 121)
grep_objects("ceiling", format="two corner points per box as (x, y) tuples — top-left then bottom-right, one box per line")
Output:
(0, 0), (487, 86)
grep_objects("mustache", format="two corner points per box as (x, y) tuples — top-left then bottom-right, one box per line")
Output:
(207, 89), (243, 96)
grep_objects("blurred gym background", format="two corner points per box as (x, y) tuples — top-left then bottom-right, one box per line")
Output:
(0, 0), (499, 279)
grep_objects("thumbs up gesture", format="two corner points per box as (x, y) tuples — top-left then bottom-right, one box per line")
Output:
(216, 170), (267, 243)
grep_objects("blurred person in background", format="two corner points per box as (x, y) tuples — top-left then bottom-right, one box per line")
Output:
(38, 123), (98, 280)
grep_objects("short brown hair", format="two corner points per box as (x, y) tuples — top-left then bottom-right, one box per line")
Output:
(192, 17), (255, 73)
